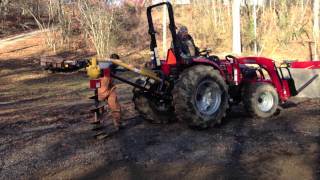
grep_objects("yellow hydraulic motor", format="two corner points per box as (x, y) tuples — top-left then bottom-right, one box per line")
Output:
(86, 57), (101, 79)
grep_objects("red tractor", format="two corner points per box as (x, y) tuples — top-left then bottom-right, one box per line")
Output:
(88, 2), (320, 129)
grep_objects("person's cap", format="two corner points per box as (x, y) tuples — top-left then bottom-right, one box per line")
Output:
(178, 26), (188, 34)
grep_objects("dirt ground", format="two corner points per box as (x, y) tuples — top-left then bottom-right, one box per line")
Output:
(0, 32), (319, 180)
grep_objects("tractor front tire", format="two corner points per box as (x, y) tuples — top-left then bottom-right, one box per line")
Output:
(243, 83), (279, 118)
(173, 65), (229, 129)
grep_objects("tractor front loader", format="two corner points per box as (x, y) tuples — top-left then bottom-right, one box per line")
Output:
(86, 2), (320, 130)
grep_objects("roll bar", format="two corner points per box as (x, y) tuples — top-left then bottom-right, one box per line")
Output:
(147, 2), (180, 68)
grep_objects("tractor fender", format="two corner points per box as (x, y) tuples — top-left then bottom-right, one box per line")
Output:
(192, 58), (226, 79)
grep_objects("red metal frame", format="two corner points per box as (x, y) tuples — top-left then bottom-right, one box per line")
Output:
(192, 58), (226, 78)
(236, 57), (290, 101)
(290, 61), (320, 69)
(89, 69), (111, 89)
(89, 79), (101, 89)
(190, 56), (293, 101)
(162, 52), (320, 102)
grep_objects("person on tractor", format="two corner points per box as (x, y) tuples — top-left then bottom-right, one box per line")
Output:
(176, 25), (199, 59)
(175, 26), (219, 64)
(96, 54), (122, 131)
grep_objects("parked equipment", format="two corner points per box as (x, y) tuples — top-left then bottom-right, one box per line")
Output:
(87, 2), (320, 129)
(40, 56), (89, 72)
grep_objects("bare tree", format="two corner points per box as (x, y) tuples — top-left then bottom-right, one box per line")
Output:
(253, 0), (258, 55)
(313, 0), (319, 60)
(232, 0), (241, 55)
(0, 0), (10, 29)
(78, 0), (116, 58)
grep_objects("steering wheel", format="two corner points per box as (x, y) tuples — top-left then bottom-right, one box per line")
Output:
(200, 48), (212, 53)
(199, 48), (212, 57)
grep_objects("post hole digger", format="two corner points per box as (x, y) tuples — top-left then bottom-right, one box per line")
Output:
(86, 2), (320, 135)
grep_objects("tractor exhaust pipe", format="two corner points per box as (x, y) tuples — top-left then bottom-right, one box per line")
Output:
(296, 74), (319, 93)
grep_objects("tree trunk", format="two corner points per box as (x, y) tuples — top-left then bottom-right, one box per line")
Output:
(253, 0), (258, 55)
(213, 0), (217, 26)
(232, 0), (241, 55)
(313, 0), (319, 60)
(162, 4), (167, 58)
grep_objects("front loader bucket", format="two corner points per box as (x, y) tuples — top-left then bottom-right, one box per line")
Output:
(289, 61), (320, 98)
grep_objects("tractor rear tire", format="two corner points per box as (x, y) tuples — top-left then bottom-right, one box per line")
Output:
(132, 80), (175, 124)
(173, 65), (229, 129)
(243, 83), (279, 118)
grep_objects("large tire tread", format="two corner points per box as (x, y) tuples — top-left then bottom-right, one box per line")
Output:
(133, 89), (174, 124)
(242, 83), (279, 118)
(173, 65), (229, 129)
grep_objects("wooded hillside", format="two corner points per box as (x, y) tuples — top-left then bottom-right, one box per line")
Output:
(0, 0), (319, 61)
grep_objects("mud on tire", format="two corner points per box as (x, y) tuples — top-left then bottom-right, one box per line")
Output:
(243, 83), (279, 118)
(173, 65), (229, 129)
(132, 80), (175, 124)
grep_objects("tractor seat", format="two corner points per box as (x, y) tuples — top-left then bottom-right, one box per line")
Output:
(241, 67), (258, 79)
